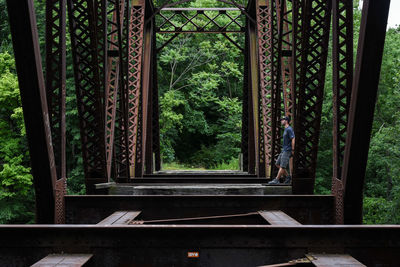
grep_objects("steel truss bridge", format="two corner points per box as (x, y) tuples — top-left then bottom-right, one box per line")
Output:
(2, 0), (399, 266)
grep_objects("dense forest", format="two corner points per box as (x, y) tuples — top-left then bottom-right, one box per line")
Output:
(0, 0), (399, 224)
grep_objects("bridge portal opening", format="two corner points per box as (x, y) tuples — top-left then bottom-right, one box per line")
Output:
(155, 6), (246, 171)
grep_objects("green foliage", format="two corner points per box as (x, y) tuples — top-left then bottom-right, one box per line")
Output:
(360, 27), (400, 224)
(159, 90), (186, 162)
(0, 52), (34, 223)
(363, 197), (392, 224)
(210, 157), (240, 171)
(157, 16), (244, 168)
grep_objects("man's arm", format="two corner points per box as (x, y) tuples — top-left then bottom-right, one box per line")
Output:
(291, 137), (295, 154)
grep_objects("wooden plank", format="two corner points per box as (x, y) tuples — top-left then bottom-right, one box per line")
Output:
(258, 263), (297, 267)
(308, 254), (366, 267)
(258, 210), (301, 225)
(97, 211), (128, 225)
(31, 254), (92, 266)
(97, 211), (141, 225)
(94, 182), (116, 189)
(113, 211), (141, 225)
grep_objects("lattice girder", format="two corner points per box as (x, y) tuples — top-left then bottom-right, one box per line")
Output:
(46, 0), (66, 182)
(292, 0), (332, 193)
(46, 0), (67, 223)
(256, 0), (282, 178)
(127, 4), (145, 178)
(332, 0), (353, 224)
(105, 0), (126, 180)
(67, 0), (108, 192)
(156, 8), (245, 33)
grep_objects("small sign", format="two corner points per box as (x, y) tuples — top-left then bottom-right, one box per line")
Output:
(188, 252), (199, 258)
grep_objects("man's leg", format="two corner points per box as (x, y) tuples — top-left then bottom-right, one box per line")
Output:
(283, 153), (292, 184)
(276, 167), (288, 179)
(278, 152), (290, 183)
(269, 152), (289, 184)
(269, 153), (284, 184)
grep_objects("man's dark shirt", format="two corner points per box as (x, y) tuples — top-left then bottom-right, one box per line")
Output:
(282, 126), (295, 152)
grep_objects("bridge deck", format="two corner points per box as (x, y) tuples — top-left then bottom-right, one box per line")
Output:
(65, 195), (334, 224)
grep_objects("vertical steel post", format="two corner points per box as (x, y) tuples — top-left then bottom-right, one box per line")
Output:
(152, 18), (161, 172)
(46, 0), (67, 182)
(242, 20), (250, 173)
(67, 0), (108, 193)
(6, 0), (57, 223)
(278, 0), (295, 120)
(114, 0), (131, 180)
(126, 0), (146, 178)
(256, 0), (283, 178)
(341, 0), (390, 224)
(46, 0), (67, 223)
(247, 0), (260, 176)
(271, 0), (284, 179)
(105, 0), (127, 180)
(292, 0), (331, 194)
(257, 0), (274, 178)
(137, 4), (153, 177)
(331, 0), (353, 224)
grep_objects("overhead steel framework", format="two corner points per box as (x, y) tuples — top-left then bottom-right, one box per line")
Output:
(6, 0), (391, 227)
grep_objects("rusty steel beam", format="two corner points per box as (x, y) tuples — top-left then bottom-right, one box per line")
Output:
(45, 0), (66, 183)
(155, 8), (245, 53)
(278, 0), (295, 120)
(256, 0), (282, 178)
(290, 0), (303, 125)
(2, 224), (400, 266)
(95, 0), (108, 108)
(136, 4), (153, 177)
(152, 26), (161, 172)
(54, 178), (67, 223)
(145, 32), (153, 175)
(145, 16), (160, 175)
(113, 0), (131, 180)
(45, 0), (67, 223)
(292, 0), (331, 194)
(65, 195), (335, 224)
(341, 0), (391, 224)
(331, 0), (353, 224)
(105, 0), (126, 180)
(145, 0), (157, 175)
(6, 0), (57, 223)
(241, 25), (250, 172)
(67, 0), (108, 193)
(126, 2), (146, 178)
(257, 1), (274, 178)
(156, 8), (245, 34)
(145, 0), (253, 26)
(246, 1), (259, 176)
(270, 0), (284, 179)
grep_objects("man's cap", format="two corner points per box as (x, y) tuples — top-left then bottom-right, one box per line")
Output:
(281, 116), (291, 123)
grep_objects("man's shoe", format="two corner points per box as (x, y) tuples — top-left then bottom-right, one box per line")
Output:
(268, 178), (280, 185)
(283, 175), (292, 184)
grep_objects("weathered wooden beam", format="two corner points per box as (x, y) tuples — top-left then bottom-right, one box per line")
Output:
(97, 211), (141, 225)
(258, 210), (301, 225)
(32, 254), (93, 267)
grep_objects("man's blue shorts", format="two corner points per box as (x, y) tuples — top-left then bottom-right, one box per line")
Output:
(276, 151), (291, 171)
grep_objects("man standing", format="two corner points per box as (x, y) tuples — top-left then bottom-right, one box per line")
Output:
(268, 116), (295, 184)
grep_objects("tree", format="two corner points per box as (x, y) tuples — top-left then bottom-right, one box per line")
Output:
(0, 52), (34, 223)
